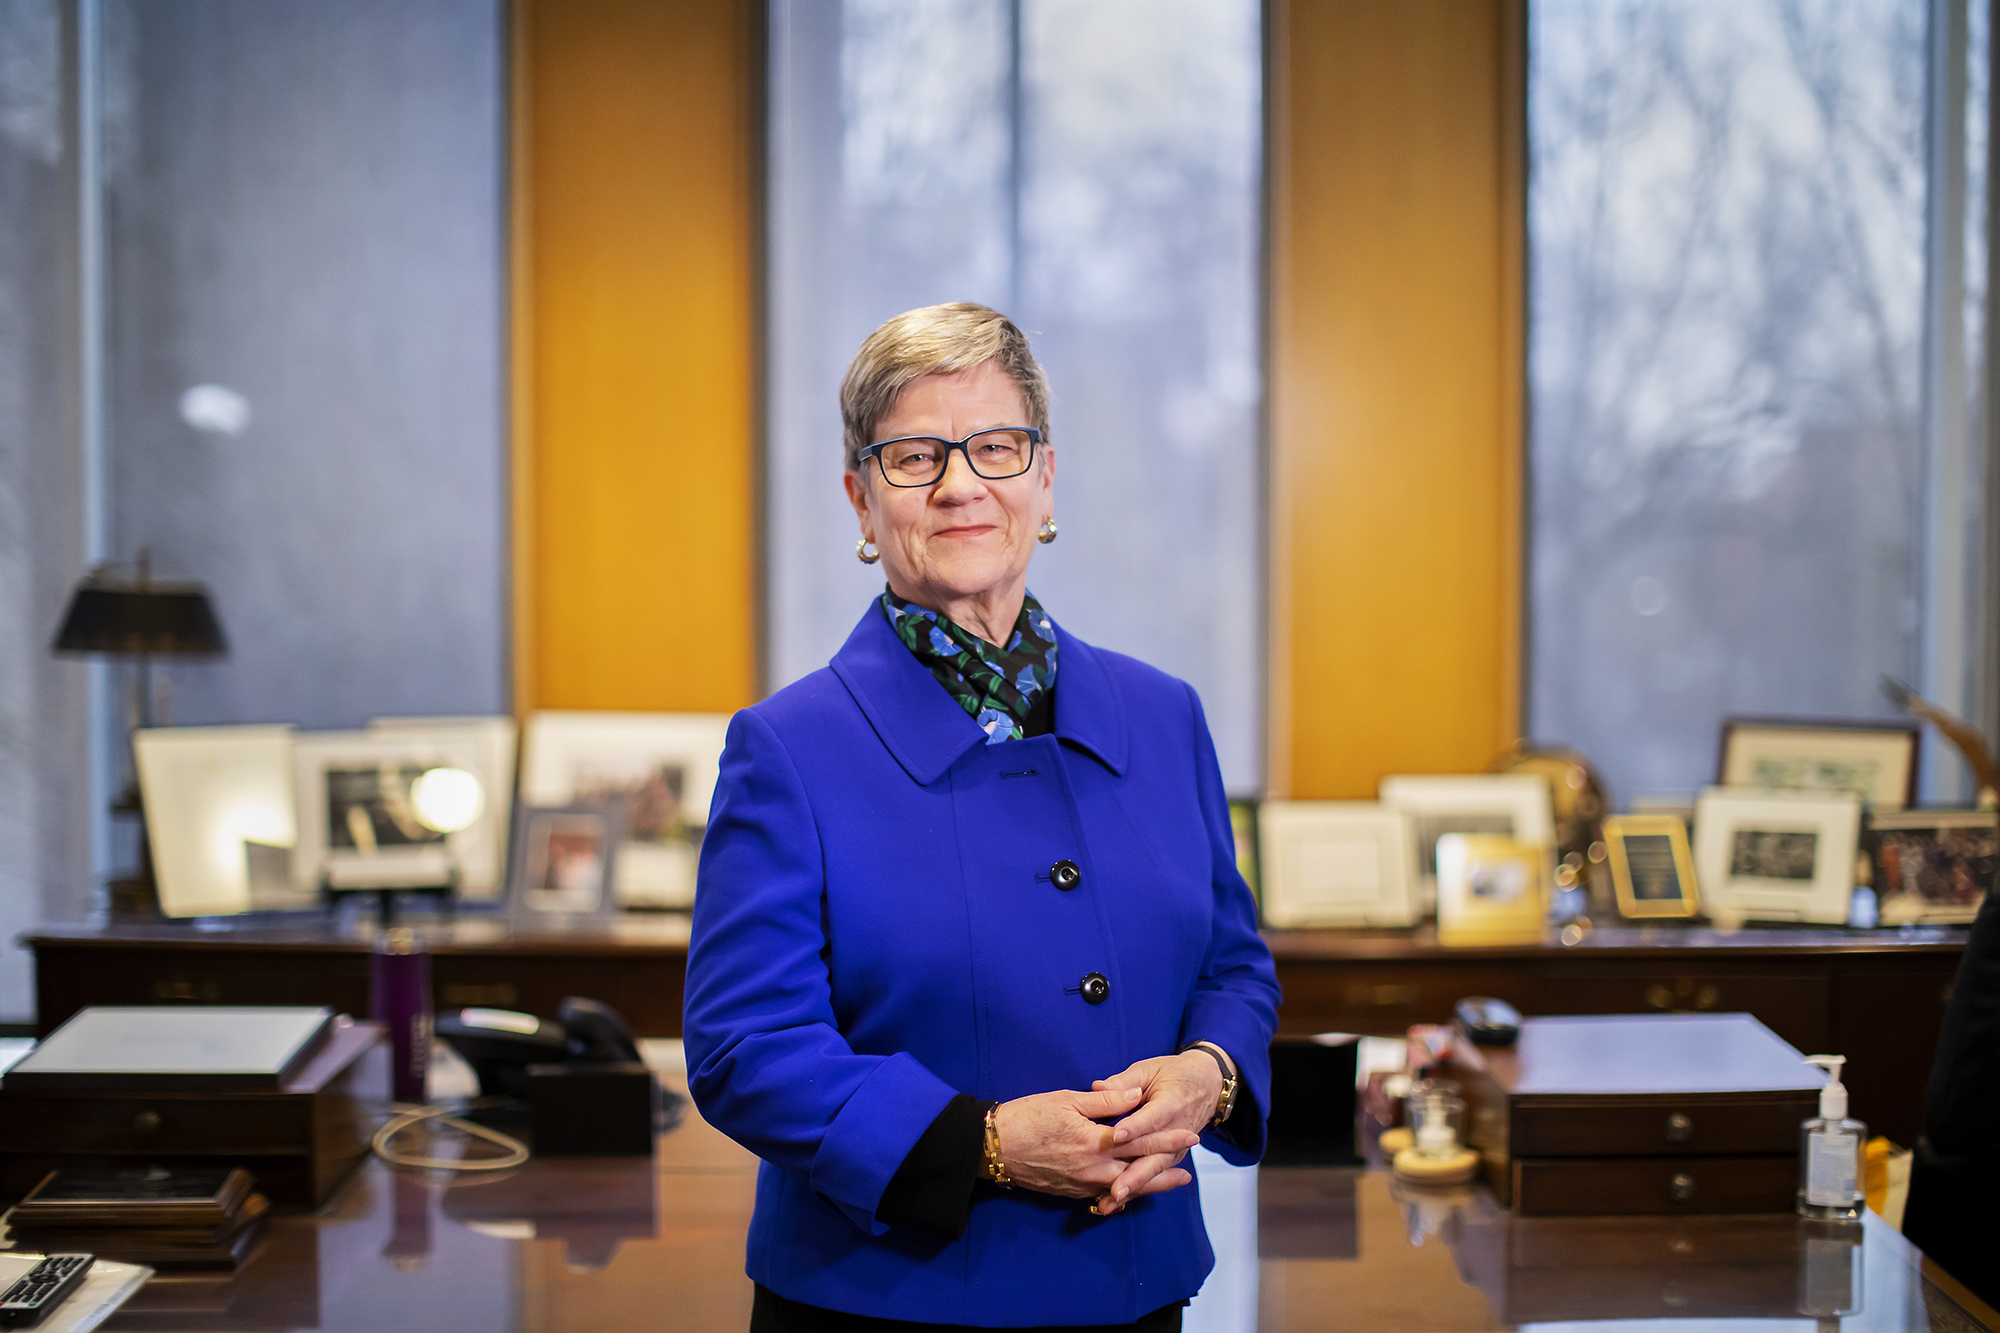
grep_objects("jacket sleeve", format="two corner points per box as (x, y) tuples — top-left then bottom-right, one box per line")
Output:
(1176, 683), (1282, 1166)
(683, 708), (962, 1236)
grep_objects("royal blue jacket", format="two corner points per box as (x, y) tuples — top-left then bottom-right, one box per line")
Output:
(683, 603), (1280, 1327)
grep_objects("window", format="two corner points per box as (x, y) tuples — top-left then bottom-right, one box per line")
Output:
(1528, 0), (1991, 804)
(766, 0), (1264, 788)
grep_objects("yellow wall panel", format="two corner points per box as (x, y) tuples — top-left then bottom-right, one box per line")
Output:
(1269, 0), (1524, 798)
(513, 0), (760, 715)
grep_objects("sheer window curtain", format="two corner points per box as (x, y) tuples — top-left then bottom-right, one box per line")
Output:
(1527, 0), (1992, 805)
(766, 0), (1264, 792)
(0, 0), (90, 1021)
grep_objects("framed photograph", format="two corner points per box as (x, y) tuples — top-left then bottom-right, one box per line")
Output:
(1692, 787), (1863, 925)
(1601, 814), (1700, 919)
(1435, 834), (1550, 946)
(366, 716), (518, 900)
(1869, 809), (1996, 925)
(135, 725), (306, 917)
(1257, 801), (1416, 928)
(520, 712), (731, 909)
(506, 803), (621, 924)
(1718, 717), (1919, 811)
(1378, 774), (1556, 907)
(1228, 798), (1261, 906)
(292, 731), (506, 895)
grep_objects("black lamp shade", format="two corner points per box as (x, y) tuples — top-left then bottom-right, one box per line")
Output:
(53, 584), (227, 657)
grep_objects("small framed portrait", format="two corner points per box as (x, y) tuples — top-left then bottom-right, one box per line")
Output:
(1601, 814), (1700, 919)
(293, 731), (505, 896)
(1718, 718), (1919, 811)
(1227, 798), (1262, 906)
(1435, 834), (1550, 947)
(1378, 774), (1556, 907)
(1692, 787), (1863, 925)
(1257, 802), (1417, 928)
(1868, 809), (1996, 925)
(506, 804), (621, 924)
(521, 712), (731, 909)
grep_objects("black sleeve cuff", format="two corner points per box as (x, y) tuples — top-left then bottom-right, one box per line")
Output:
(874, 1094), (995, 1239)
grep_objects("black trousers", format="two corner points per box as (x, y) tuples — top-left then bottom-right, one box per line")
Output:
(750, 1284), (1186, 1333)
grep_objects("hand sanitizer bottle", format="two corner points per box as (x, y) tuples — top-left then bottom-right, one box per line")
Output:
(1797, 1055), (1866, 1220)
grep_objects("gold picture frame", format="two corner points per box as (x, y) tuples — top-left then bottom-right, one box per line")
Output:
(1435, 834), (1550, 947)
(1602, 814), (1700, 919)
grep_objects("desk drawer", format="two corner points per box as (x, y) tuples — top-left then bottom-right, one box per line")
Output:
(1276, 962), (1526, 1035)
(1510, 1093), (1818, 1157)
(0, 1093), (317, 1153)
(1512, 1155), (1796, 1216)
(1538, 971), (1828, 1053)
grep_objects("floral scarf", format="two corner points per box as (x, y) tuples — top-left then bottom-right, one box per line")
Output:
(880, 589), (1058, 744)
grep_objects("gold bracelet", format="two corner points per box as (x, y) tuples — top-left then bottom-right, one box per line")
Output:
(982, 1103), (1012, 1188)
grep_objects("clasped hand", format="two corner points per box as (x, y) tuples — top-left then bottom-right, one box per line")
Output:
(992, 1050), (1225, 1217)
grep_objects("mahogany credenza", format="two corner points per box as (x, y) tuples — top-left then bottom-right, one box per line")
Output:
(21, 919), (1967, 1146)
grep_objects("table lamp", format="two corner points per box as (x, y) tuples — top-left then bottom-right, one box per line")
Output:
(52, 550), (227, 917)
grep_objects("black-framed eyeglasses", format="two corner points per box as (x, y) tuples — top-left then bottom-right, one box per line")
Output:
(857, 427), (1042, 488)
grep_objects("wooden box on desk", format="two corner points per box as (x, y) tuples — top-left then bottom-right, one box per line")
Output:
(1447, 1013), (1823, 1216)
(0, 1017), (386, 1211)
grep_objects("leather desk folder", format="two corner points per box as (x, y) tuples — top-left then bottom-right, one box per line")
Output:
(1448, 1013), (1824, 1215)
(0, 1007), (386, 1211)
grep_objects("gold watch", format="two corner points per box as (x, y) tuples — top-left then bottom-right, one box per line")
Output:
(1179, 1041), (1238, 1126)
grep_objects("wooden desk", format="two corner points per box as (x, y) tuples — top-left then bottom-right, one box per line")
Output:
(23, 921), (1967, 1143)
(80, 1071), (1998, 1333)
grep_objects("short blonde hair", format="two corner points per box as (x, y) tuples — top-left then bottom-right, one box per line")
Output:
(839, 303), (1051, 472)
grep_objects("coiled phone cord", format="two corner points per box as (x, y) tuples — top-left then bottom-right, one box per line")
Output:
(372, 1100), (530, 1172)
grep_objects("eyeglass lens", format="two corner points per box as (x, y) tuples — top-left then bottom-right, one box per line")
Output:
(876, 430), (1035, 486)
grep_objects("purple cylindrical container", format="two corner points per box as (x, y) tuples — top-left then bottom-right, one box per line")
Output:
(371, 927), (432, 1104)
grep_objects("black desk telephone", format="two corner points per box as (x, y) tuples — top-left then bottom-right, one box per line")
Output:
(436, 997), (679, 1154)
(436, 997), (645, 1099)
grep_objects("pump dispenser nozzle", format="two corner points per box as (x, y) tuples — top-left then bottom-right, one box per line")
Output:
(1804, 1055), (1848, 1121)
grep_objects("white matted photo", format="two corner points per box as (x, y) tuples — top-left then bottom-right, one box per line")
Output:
(1378, 774), (1556, 907)
(135, 724), (304, 917)
(1693, 787), (1863, 925)
(368, 715), (518, 901)
(1257, 802), (1416, 928)
(292, 731), (507, 896)
(1718, 718), (1918, 811)
(520, 711), (732, 909)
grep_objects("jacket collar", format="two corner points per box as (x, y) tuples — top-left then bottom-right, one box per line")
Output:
(830, 600), (1129, 786)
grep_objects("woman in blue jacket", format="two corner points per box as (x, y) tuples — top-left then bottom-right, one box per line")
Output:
(685, 303), (1280, 1331)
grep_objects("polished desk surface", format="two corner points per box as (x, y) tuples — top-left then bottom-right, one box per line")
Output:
(74, 1070), (1997, 1333)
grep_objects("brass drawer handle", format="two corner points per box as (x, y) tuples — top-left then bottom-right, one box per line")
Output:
(1692, 985), (1719, 1010)
(1669, 1172), (1696, 1203)
(1645, 984), (1673, 1010)
(1665, 1113), (1694, 1142)
(133, 1110), (162, 1136)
